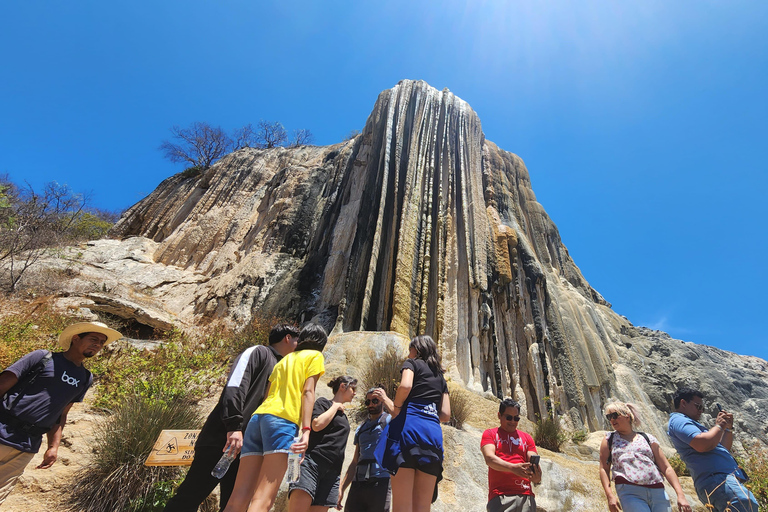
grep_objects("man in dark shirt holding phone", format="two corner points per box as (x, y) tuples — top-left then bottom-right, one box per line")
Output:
(480, 398), (541, 512)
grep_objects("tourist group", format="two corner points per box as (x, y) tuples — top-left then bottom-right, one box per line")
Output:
(0, 321), (758, 512)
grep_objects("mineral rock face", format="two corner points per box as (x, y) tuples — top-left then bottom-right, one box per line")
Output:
(110, 80), (767, 445)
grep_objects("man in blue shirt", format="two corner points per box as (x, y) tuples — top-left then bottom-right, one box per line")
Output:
(667, 388), (758, 512)
(0, 321), (121, 504)
(338, 388), (392, 512)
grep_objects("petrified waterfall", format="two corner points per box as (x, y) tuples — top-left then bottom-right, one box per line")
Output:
(111, 80), (768, 440)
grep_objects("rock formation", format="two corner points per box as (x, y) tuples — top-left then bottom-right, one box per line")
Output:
(81, 79), (764, 447)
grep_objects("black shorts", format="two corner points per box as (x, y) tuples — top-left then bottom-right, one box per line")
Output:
(398, 455), (442, 478)
(345, 479), (391, 512)
(288, 454), (341, 507)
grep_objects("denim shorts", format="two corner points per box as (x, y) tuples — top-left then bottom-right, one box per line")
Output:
(615, 483), (670, 512)
(241, 413), (297, 457)
(288, 453), (341, 507)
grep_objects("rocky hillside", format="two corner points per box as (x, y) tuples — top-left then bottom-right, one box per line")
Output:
(33, 80), (766, 450)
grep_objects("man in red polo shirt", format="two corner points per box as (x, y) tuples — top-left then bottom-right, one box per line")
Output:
(480, 398), (542, 512)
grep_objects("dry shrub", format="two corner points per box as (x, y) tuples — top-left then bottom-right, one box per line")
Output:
(360, 347), (404, 400)
(0, 298), (78, 369)
(447, 382), (471, 429)
(68, 395), (203, 512)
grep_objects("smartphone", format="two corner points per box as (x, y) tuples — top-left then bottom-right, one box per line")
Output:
(529, 455), (540, 466)
(716, 403), (723, 412)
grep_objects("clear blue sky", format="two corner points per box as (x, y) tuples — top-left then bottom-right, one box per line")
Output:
(2, 1), (766, 360)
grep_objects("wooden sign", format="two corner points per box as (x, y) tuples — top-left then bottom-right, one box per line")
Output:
(145, 429), (200, 466)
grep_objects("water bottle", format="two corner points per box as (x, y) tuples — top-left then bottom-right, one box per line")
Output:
(211, 449), (236, 479)
(285, 436), (302, 484)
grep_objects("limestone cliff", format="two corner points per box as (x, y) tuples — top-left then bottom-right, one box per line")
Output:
(103, 80), (767, 446)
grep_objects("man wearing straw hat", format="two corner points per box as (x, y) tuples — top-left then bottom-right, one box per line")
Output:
(0, 321), (121, 504)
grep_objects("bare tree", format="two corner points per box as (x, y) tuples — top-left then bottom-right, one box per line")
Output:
(232, 123), (259, 150)
(256, 121), (287, 149)
(0, 179), (89, 291)
(159, 122), (233, 170)
(290, 128), (315, 147)
(344, 129), (361, 141)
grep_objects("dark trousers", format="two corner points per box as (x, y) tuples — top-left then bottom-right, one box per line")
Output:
(344, 478), (391, 512)
(163, 445), (240, 512)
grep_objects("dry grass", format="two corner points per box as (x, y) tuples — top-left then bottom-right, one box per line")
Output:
(360, 346), (404, 400)
(447, 382), (472, 429)
(0, 296), (79, 369)
(68, 395), (204, 512)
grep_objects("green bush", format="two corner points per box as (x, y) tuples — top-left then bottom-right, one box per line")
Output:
(180, 166), (203, 179)
(68, 395), (203, 512)
(0, 300), (77, 369)
(742, 443), (768, 509)
(571, 429), (589, 444)
(128, 479), (181, 512)
(533, 415), (568, 452)
(68, 211), (114, 241)
(222, 314), (290, 359)
(668, 453), (690, 477)
(89, 329), (227, 410)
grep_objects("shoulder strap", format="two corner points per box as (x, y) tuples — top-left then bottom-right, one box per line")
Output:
(5, 351), (53, 411)
(636, 431), (657, 465)
(606, 431), (616, 465)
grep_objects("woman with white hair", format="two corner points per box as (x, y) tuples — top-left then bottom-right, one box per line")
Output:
(599, 402), (691, 512)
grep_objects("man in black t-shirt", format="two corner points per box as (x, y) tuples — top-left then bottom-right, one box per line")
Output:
(163, 324), (299, 512)
(0, 321), (122, 504)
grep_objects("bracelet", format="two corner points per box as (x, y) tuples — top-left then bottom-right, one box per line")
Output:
(302, 426), (311, 431)
(393, 404), (402, 409)
(725, 428), (733, 433)
(716, 424), (724, 431)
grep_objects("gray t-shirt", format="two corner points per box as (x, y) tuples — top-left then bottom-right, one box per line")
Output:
(1, 350), (92, 453)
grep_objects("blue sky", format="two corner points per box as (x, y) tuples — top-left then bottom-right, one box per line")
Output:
(2, 1), (766, 360)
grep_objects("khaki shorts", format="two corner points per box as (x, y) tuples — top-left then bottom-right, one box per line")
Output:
(487, 494), (536, 512)
(0, 443), (35, 505)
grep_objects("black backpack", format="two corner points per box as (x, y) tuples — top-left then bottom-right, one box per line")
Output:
(606, 430), (652, 466)
(2, 350), (53, 411)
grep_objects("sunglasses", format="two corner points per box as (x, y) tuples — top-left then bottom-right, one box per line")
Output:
(691, 401), (704, 411)
(605, 412), (621, 421)
(504, 415), (521, 421)
(364, 399), (380, 406)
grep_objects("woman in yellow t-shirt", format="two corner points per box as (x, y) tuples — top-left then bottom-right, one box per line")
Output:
(223, 324), (327, 512)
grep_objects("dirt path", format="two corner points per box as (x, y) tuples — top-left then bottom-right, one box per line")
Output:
(3, 401), (102, 511)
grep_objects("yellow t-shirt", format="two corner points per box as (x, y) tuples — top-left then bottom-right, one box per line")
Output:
(255, 349), (325, 425)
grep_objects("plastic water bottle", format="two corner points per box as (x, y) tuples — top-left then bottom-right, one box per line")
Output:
(285, 437), (302, 484)
(211, 449), (236, 479)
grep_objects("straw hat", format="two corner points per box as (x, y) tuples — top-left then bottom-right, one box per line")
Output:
(58, 321), (123, 350)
